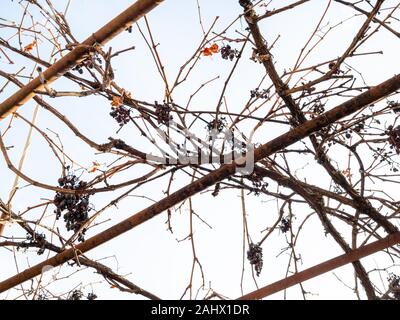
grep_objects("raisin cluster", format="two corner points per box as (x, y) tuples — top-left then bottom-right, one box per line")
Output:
(207, 117), (227, 133)
(239, 0), (253, 8)
(279, 217), (291, 233)
(389, 100), (400, 113)
(250, 88), (269, 99)
(352, 121), (365, 133)
(110, 106), (131, 126)
(155, 101), (172, 125)
(72, 55), (101, 74)
(54, 173), (90, 242)
(247, 172), (268, 196)
(310, 102), (325, 118)
(26, 232), (46, 255)
(387, 274), (400, 300)
(220, 45), (240, 61)
(247, 243), (263, 276)
(387, 125), (400, 154)
(87, 292), (98, 300)
(67, 290), (97, 300)
(68, 290), (83, 300)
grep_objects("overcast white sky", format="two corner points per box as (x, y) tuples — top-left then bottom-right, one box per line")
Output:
(1, 0), (400, 300)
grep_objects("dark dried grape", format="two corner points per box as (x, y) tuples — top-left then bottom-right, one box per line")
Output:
(387, 274), (400, 300)
(87, 292), (98, 300)
(155, 101), (172, 125)
(207, 117), (227, 133)
(68, 290), (83, 300)
(110, 106), (131, 127)
(250, 88), (269, 99)
(26, 232), (46, 255)
(54, 171), (91, 242)
(246, 172), (268, 196)
(279, 217), (291, 233)
(387, 125), (400, 154)
(247, 243), (263, 276)
(220, 45), (240, 61)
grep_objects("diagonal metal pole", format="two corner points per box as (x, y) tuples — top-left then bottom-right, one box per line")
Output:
(0, 0), (164, 120)
(0, 74), (399, 293)
(238, 232), (400, 300)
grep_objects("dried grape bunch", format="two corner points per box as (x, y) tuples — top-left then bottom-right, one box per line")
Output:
(352, 121), (365, 133)
(26, 232), (46, 255)
(239, 0), (253, 8)
(387, 125), (400, 154)
(279, 217), (291, 233)
(72, 55), (101, 74)
(54, 172), (90, 242)
(155, 101), (172, 125)
(246, 172), (268, 196)
(317, 124), (333, 139)
(387, 274), (400, 300)
(207, 117), (227, 133)
(220, 45), (240, 61)
(309, 102), (325, 118)
(247, 243), (263, 276)
(389, 100), (400, 113)
(250, 88), (269, 99)
(68, 290), (83, 300)
(87, 292), (98, 300)
(67, 289), (97, 300)
(110, 106), (131, 126)
(72, 64), (84, 74)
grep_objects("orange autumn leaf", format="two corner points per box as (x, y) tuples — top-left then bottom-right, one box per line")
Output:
(88, 161), (101, 173)
(23, 40), (37, 52)
(202, 47), (212, 56)
(202, 43), (219, 57)
(111, 95), (123, 107)
(210, 43), (219, 53)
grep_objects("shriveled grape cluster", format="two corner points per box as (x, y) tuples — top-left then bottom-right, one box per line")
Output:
(155, 101), (172, 125)
(309, 102), (325, 118)
(239, 0), (253, 8)
(389, 100), (400, 113)
(110, 106), (131, 126)
(68, 290), (83, 300)
(247, 172), (268, 196)
(279, 217), (291, 233)
(67, 289), (97, 300)
(387, 125), (400, 154)
(54, 173), (90, 242)
(37, 293), (48, 300)
(247, 243), (263, 276)
(26, 232), (46, 255)
(207, 117), (227, 133)
(87, 292), (98, 300)
(250, 88), (269, 99)
(220, 45), (240, 61)
(72, 55), (101, 74)
(387, 274), (400, 300)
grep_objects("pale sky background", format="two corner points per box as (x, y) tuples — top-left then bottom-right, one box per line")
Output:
(1, 0), (400, 300)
